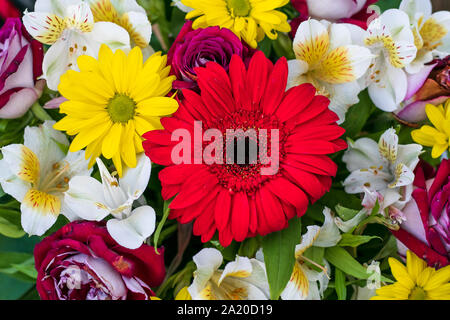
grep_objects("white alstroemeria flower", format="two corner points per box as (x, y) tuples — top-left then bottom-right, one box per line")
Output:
(0, 121), (91, 236)
(287, 19), (373, 123)
(62, 154), (155, 250)
(260, 208), (340, 300)
(399, 0), (450, 73)
(188, 248), (270, 300)
(362, 9), (417, 112)
(87, 0), (152, 48)
(23, 0), (130, 90)
(342, 128), (422, 214)
(172, 0), (193, 13)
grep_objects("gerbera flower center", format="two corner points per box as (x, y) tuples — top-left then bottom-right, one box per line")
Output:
(408, 286), (427, 300)
(107, 94), (136, 123)
(208, 110), (286, 194)
(226, 0), (251, 17)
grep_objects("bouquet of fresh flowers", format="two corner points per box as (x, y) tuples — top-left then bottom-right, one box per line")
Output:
(0, 0), (449, 301)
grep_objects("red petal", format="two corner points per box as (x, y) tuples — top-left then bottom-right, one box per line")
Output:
(282, 164), (327, 201)
(246, 51), (272, 108)
(266, 177), (309, 210)
(229, 54), (250, 110)
(215, 189), (233, 231)
(261, 57), (288, 115)
(275, 83), (316, 122)
(231, 192), (250, 242)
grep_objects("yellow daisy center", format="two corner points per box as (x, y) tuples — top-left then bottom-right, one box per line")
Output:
(408, 286), (427, 300)
(107, 94), (136, 123)
(226, 0), (251, 17)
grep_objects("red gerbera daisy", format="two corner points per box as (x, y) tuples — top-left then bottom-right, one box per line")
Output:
(143, 51), (347, 247)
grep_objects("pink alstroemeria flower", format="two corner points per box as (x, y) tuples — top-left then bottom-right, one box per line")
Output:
(395, 57), (450, 124)
(0, 18), (44, 119)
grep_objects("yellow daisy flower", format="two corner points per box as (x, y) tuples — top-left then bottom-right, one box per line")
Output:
(181, 0), (291, 48)
(53, 44), (178, 177)
(371, 251), (450, 300)
(411, 100), (450, 158)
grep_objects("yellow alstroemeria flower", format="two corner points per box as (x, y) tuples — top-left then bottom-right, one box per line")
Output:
(411, 100), (450, 158)
(54, 44), (178, 177)
(181, 0), (291, 48)
(372, 251), (450, 300)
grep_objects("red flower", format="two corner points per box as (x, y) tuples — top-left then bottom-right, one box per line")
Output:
(143, 52), (346, 247)
(34, 221), (166, 300)
(0, 0), (20, 20)
(392, 160), (450, 268)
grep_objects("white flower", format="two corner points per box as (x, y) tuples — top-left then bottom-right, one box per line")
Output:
(362, 9), (417, 111)
(188, 248), (270, 300)
(23, 0), (130, 90)
(254, 208), (340, 300)
(342, 128), (422, 214)
(0, 121), (91, 236)
(62, 154), (155, 249)
(86, 0), (152, 48)
(399, 0), (450, 73)
(287, 19), (373, 123)
(172, 0), (193, 13)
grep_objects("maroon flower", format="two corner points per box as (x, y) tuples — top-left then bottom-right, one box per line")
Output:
(0, 18), (44, 118)
(393, 160), (450, 268)
(34, 221), (166, 300)
(168, 20), (253, 90)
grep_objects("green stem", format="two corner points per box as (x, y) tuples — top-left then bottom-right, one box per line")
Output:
(31, 102), (53, 121)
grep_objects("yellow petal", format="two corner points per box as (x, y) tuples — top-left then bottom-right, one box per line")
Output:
(101, 123), (123, 159)
(425, 104), (446, 132)
(69, 119), (112, 153)
(388, 257), (415, 289)
(423, 265), (450, 291)
(406, 250), (427, 284)
(431, 143), (448, 158)
(120, 121), (137, 168)
(136, 97), (179, 117)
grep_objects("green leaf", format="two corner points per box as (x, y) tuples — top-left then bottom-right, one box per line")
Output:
(51, 137), (69, 155)
(325, 246), (392, 283)
(341, 90), (374, 138)
(303, 246), (325, 273)
(271, 33), (295, 60)
(338, 234), (381, 247)
(262, 217), (302, 300)
(154, 199), (172, 254)
(335, 268), (347, 300)
(258, 37), (272, 58)
(0, 252), (36, 283)
(335, 205), (359, 221)
(0, 209), (24, 238)
(238, 236), (261, 258)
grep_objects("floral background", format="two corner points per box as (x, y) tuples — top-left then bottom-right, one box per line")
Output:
(0, 0), (449, 300)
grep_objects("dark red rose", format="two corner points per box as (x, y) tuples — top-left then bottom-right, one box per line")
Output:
(34, 221), (166, 300)
(168, 20), (254, 90)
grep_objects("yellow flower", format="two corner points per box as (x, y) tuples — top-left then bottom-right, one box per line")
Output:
(371, 251), (450, 300)
(411, 100), (450, 158)
(175, 287), (192, 300)
(181, 0), (291, 48)
(54, 44), (178, 177)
